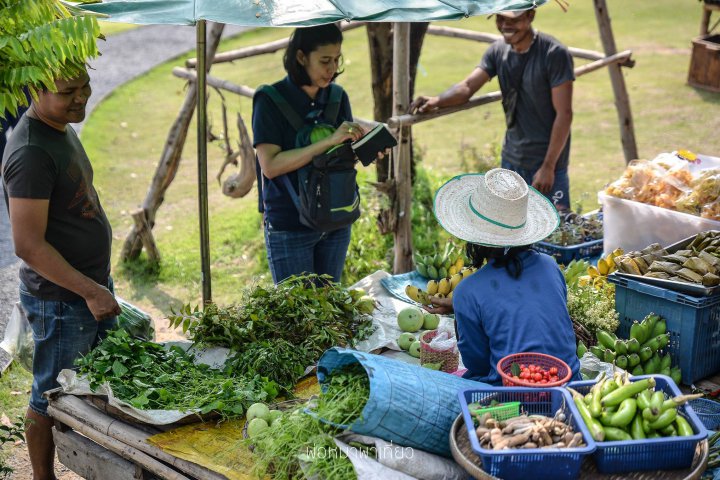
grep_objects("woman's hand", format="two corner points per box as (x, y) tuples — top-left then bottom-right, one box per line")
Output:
(329, 121), (364, 145)
(423, 295), (454, 315)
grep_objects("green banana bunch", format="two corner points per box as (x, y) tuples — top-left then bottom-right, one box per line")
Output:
(414, 242), (465, 281)
(584, 314), (681, 384)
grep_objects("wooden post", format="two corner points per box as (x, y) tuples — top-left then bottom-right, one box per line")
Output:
(120, 22), (226, 262)
(392, 23), (413, 274)
(593, 0), (639, 163)
(130, 209), (160, 263)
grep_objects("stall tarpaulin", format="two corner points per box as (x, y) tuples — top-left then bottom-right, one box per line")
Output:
(83, 0), (549, 26)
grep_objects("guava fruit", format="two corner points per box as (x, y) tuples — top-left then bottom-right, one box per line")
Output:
(267, 409), (283, 426)
(397, 307), (423, 332)
(408, 340), (422, 358)
(247, 418), (269, 438)
(397, 332), (416, 350)
(246, 402), (270, 423)
(423, 313), (440, 330)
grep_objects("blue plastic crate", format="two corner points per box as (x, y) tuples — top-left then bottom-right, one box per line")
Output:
(687, 398), (720, 431)
(533, 238), (604, 265)
(458, 387), (596, 480)
(609, 274), (720, 383)
(568, 375), (708, 474)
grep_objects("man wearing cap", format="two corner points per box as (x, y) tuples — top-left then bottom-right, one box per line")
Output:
(2, 69), (120, 480)
(429, 168), (580, 384)
(410, 8), (574, 210)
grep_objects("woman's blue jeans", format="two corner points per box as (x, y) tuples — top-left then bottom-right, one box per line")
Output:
(264, 222), (352, 284)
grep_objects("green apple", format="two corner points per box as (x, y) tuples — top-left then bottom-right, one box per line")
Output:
(423, 313), (440, 330)
(397, 332), (416, 350)
(397, 307), (423, 332)
(408, 340), (422, 358)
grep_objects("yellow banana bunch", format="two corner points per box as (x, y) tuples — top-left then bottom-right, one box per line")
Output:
(424, 266), (477, 300)
(579, 248), (624, 289)
(405, 285), (431, 305)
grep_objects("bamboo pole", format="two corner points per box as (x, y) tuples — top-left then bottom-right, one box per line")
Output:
(426, 25), (615, 63)
(197, 19), (212, 304)
(185, 22), (366, 68)
(392, 23), (413, 274)
(593, 0), (639, 163)
(387, 50), (633, 128)
(172, 67), (378, 132)
(49, 395), (226, 479)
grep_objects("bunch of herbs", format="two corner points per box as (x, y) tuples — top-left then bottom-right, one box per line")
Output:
(168, 274), (375, 391)
(75, 329), (272, 418)
(567, 282), (619, 335)
(249, 364), (369, 480)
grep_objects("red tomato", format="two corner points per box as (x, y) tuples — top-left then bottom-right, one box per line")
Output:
(540, 379), (548, 384)
(549, 367), (558, 376)
(550, 376), (558, 382)
(533, 372), (543, 382)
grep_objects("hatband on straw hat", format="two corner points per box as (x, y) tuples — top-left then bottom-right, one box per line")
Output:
(433, 168), (559, 247)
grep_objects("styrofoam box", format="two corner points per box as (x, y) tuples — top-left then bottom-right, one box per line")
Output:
(599, 153), (720, 255)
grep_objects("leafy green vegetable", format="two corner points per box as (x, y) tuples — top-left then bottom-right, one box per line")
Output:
(168, 274), (375, 392)
(0, 416), (25, 479)
(75, 329), (271, 419)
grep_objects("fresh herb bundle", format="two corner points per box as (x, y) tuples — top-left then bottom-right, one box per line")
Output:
(75, 329), (270, 418)
(168, 274), (375, 391)
(567, 282), (619, 335)
(249, 364), (369, 480)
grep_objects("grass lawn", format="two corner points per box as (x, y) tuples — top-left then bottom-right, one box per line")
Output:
(80, 1), (720, 319)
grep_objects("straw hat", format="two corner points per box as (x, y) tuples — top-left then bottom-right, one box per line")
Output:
(496, 9), (533, 19)
(433, 168), (559, 247)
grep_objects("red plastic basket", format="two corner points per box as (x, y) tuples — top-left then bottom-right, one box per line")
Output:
(496, 352), (571, 387)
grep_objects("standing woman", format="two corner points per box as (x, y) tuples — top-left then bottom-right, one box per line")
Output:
(252, 24), (363, 284)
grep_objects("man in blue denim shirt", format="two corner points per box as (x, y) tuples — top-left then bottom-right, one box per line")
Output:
(2, 69), (120, 480)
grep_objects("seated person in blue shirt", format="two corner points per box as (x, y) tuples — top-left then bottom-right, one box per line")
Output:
(252, 24), (365, 284)
(428, 168), (581, 384)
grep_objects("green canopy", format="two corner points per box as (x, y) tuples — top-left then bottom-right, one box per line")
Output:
(84, 0), (547, 26)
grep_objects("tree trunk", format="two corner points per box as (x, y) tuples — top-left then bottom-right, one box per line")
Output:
(366, 23), (428, 183)
(120, 22), (226, 261)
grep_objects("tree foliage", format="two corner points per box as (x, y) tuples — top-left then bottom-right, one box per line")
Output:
(0, 0), (102, 118)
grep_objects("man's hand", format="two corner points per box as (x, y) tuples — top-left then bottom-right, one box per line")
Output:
(532, 166), (556, 195)
(84, 285), (121, 321)
(409, 96), (440, 114)
(422, 295), (454, 315)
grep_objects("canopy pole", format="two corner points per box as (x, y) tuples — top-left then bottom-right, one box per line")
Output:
(392, 22), (413, 273)
(196, 20), (212, 304)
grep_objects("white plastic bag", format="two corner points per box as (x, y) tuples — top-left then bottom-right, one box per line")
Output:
(428, 323), (458, 353)
(0, 302), (34, 373)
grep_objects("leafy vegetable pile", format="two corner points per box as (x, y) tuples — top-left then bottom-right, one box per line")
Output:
(75, 329), (271, 418)
(249, 363), (370, 480)
(169, 274), (376, 393)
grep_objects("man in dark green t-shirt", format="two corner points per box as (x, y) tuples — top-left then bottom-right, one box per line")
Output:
(410, 8), (574, 210)
(1, 69), (121, 480)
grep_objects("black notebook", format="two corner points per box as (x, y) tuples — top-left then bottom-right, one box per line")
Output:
(352, 123), (398, 166)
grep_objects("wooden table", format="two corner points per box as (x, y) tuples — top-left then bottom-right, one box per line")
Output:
(46, 390), (227, 480)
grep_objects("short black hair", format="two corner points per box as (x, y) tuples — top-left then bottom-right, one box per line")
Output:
(283, 24), (344, 86)
(466, 243), (532, 279)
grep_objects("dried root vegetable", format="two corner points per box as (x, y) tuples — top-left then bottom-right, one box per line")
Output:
(472, 409), (585, 451)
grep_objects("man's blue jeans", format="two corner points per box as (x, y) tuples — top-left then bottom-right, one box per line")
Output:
(501, 159), (571, 210)
(264, 222), (352, 284)
(20, 279), (117, 416)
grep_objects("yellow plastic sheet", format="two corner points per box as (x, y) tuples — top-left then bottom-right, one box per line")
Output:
(147, 376), (321, 479)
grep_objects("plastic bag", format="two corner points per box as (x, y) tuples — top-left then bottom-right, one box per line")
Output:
(579, 352), (623, 380)
(117, 297), (155, 341)
(0, 302), (34, 373)
(428, 323), (457, 353)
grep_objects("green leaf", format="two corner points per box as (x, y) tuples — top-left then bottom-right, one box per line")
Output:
(111, 360), (128, 377)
